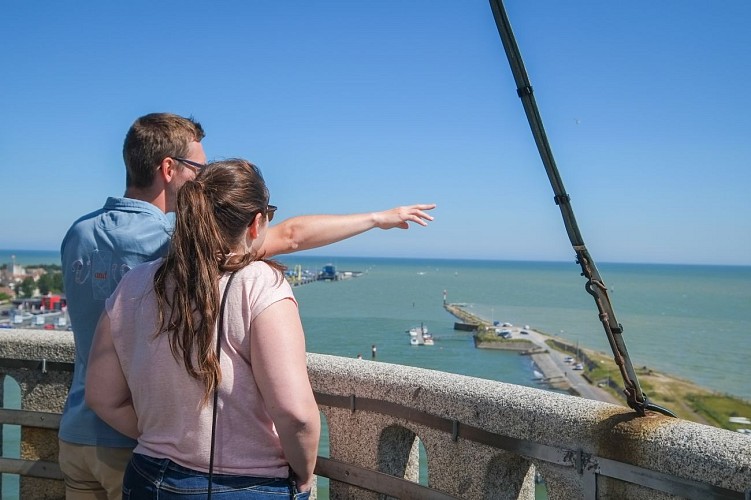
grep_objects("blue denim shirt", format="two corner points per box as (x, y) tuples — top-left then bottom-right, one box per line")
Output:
(59, 197), (173, 447)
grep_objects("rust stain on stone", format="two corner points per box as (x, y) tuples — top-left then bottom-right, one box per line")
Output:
(593, 406), (674, 464)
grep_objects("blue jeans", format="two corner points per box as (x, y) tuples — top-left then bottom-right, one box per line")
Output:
(123, 453), (310, 499)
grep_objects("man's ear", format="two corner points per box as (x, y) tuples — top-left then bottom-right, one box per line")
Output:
(156, 157), (178, 182)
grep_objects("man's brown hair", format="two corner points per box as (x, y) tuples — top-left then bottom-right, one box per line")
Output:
(122, 113), (205, 188)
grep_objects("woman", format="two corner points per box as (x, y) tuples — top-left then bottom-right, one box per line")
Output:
(86, 159), (320, 498)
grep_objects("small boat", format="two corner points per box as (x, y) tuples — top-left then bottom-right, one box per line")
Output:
(411, 334), (435, 346)
(408, 323), (434, 346)
(407, 323), (429, 336)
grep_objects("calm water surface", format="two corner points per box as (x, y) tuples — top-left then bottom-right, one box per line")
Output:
(2, 251), (749, 498)
(284, 256), (750, 401)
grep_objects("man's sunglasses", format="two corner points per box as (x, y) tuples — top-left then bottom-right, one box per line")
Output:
(171, 157), (206, 173)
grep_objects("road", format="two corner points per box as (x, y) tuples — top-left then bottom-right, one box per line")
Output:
(508, 325), (623, 406)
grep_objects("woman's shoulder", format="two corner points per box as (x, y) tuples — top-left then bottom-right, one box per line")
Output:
(236, 260), (283, 279)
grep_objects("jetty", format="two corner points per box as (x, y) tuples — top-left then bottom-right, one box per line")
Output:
(285, 263), (364, 286)
(444, 302), (621, 403)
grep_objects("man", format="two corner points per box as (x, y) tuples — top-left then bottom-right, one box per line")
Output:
(59, 112), (435, 499)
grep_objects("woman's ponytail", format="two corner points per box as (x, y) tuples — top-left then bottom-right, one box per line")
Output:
(154, 159), (278, 405)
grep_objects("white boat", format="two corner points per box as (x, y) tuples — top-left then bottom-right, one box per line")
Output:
(407, 324), (434, 346)
(407, 323), (429, 336)
(410, 334), (434, 346)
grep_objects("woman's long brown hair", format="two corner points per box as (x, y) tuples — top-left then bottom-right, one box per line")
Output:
(153, 159), (285, 406)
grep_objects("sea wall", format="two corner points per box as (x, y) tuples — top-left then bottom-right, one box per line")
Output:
(1, 329), (750, 499)
(473, 338), (536, 351)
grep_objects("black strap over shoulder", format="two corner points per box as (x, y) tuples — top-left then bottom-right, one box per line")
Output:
(208, 270), (239, 498)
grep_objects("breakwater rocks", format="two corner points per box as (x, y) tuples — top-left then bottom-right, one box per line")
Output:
(444, 303), (481, 325)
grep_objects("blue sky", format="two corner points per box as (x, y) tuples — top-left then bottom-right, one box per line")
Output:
(2, 1), (749, 265)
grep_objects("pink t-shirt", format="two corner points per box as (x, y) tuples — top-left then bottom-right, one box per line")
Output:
(104, 258), (297, 477)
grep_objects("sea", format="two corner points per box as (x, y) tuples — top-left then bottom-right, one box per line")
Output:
(1, 250), (749, 498)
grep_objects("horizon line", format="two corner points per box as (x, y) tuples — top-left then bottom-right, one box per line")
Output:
(2, 249), (749, 268)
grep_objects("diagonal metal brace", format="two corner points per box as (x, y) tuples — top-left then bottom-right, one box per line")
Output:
(488, 0), (675, 417)
(578, 248), (675, 417)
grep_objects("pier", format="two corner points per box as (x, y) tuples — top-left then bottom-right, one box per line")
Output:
(285, 264), (318, 287)
(285, 264), (364, 286)
(445, 302), (626, 404)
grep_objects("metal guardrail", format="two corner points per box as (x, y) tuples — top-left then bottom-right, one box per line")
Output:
(316, 393), (745, 500)
(315, 458), (460, 500)
(0, 408), (61, 430)
(0, 408), (64, 480)
(0, 357), (74, 373)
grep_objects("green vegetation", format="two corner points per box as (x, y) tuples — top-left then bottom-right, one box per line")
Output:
(544, 337), (750, 430)
(474, 331), (531, 345)
(687, 394), (751, 430)
(37, 271), (64, 294)
(17, 277), (36, 298)
(473, 329), (537, 353)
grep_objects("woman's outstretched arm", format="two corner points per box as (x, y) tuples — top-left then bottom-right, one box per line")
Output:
(262, 203), (436, 256)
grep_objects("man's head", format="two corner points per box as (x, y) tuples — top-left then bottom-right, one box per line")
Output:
(122, 113), (206, 189)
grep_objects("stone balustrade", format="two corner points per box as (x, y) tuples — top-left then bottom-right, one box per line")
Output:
(1, 329), (749, 499)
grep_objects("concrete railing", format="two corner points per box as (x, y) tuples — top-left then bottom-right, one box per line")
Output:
(0, 329), (73, 499)
(1, 329), (750, 499)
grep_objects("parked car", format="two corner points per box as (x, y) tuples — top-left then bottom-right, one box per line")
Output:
(495, 328), (512, 339)
(573, 363), (584, 371)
